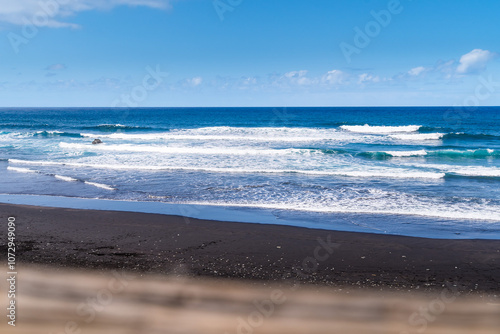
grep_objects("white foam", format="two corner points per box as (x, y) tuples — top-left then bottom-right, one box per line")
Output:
(185, 185), (500, 221)
(8, 160), (116, 188)
(389, 133), (444, 140)
(59, 142), (310, 156)
(0, 132), (22, 142)
(8, 159), (445, 179)
(81, 132), (330, 142)
(9, 159), (56, 166)
(452, 168), (500, 177)
(54, 175), (78, 182)
(383, 150), (428, 157)
(7, 166), (37, 173)
(96, 124), (126, 128)
(313, 170), (444, 179)
(84, 181), (115, 190)
(185, 201), (500, 222)
(82, 128), (335, 143)
(35, 130), (63, 134)
(405, 163), (500, 178)
(436, 149), (497, 156)
(80, 126), (384, 144)
(341, 125), (421, 134)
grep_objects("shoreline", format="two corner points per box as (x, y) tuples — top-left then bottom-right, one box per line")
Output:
(1, 193), (499, 240)
(1, 202), (499, 294)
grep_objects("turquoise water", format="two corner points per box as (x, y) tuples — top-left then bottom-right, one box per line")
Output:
(2, 107), (500, 239)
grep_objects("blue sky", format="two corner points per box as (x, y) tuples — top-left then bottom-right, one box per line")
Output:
(1, 0), (499, 107)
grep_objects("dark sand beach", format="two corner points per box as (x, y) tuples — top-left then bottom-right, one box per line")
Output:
(1, 203), (499, 293)
(1, 203), (500, 333)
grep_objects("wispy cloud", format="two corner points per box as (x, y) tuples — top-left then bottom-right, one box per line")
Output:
(45, 63), (66, 71)
(357, 73), (380, 84)
(283, 70), (314, 86)
(408, 66), (426, 77)
(397, 49), (497, 82)
(8, 47), (499, 97)
(187, 76), (202, 87)
(0, 0), (173, 28)
(321, 70), (348, 85)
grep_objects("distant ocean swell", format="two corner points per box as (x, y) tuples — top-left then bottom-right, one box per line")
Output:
(4, 125), (500, 182)
(2, 124), (500, 142)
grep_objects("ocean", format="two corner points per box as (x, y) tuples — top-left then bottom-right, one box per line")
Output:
(2, 107), (500, 239)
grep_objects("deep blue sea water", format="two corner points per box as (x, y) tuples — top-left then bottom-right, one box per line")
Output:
(1, 107), (500, 239)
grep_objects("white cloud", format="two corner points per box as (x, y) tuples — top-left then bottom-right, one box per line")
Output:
(283, 70), (313, 85)
(456, 49), (495, 74)
(358, 73), (380, 84)
(284, 70), (307, 79)
(408, 66), (426, 76)
(322, 69), (347, 85)
(0, 0), (172, 28)
(188, 76), (202, 87)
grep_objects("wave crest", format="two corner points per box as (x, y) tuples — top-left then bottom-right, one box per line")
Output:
(363, 149), (499, 159)
(341, 125), (421, 133)
(81, 124), (153, 132)
(33, 131), (84, 138)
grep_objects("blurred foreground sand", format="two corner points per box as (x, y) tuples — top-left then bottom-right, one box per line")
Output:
(1, 266), (499, 334)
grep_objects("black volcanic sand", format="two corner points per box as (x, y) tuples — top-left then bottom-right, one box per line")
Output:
(1, 203), (499, 294)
